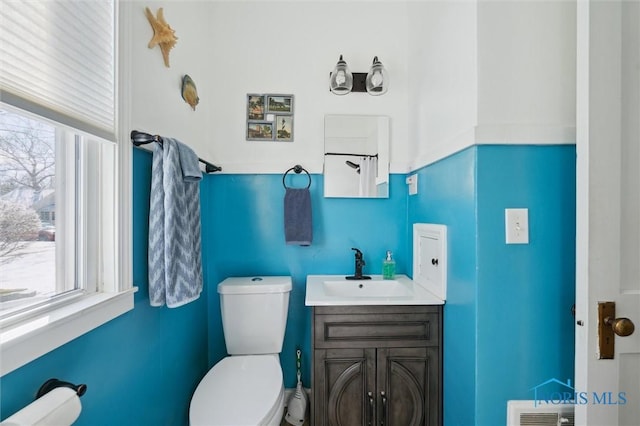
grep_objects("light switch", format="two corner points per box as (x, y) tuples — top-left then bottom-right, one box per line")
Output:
(505, 208), (529, 244)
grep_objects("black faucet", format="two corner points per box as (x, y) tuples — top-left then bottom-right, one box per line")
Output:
(346, 248), (371, 280)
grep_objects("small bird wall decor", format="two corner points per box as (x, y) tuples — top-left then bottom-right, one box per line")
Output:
(181, 75), (200, 110)
(145, 7), (178, 68)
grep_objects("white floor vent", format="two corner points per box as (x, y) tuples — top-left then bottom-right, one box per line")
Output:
(507, 400), (574, 426)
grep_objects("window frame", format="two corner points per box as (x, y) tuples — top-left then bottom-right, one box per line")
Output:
(0, 3), (134, 377)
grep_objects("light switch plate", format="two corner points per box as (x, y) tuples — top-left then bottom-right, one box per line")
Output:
(505, 208), (529, 244)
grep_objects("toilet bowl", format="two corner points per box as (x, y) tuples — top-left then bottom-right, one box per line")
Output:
(189, 355), (284, 426)
(189, 276), (292, 426)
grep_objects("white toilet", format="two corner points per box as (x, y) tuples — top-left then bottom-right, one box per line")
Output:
(189, 276), (292, 426)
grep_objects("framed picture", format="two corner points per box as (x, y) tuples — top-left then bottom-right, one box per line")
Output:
(275, 115), (293, 142)
(247, 121), (274, 141)
(266, 95), (293, 113)
(246, 93), (294, 142)
(247, 94), (265, 120)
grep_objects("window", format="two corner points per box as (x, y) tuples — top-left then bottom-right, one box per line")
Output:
(0, 111), (62, 315)
(0, 109), (117, 320)
(0, 1), (132, 376)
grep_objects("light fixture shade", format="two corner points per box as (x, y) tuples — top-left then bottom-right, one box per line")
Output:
(365, 56), (388, 96)
(330, 55), (353, 95)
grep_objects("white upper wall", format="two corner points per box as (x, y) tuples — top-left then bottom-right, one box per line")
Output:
(407, 0), (478, 170)
(126, 1), (577, 174)
(128, 1), (409, 174)
(407, 0), (576, 171)
(476, 0), (576, 144)
(127, 1), (213, 165)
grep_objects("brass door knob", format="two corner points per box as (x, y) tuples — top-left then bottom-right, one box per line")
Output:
(604, 317), (635, 337)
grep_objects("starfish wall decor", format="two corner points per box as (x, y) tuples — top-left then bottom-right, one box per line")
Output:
(145, 7), (177, 68)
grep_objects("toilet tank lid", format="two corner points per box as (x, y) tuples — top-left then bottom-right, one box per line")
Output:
(218, 276), (292, 294)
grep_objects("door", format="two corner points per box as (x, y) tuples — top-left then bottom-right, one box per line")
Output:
(575, 1), (640, 425)
(377, 347), (440, 426)
(313, 348), (375, 426)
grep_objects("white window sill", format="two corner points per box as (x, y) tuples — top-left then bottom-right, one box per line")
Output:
(0, 288), (137, 377)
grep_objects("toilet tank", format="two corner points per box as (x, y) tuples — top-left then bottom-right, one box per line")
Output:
(218, 276), (292, 355)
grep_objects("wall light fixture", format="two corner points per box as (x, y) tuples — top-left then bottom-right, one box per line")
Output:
(329, 55), (389, 96)
(329, 55), (353, 95)
(365, 56), (388, 96)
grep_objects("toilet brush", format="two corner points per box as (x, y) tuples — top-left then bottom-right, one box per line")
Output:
(285, 349), (307, 425)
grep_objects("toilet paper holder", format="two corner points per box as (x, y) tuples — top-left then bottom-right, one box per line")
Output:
(36, 379), (87, 399)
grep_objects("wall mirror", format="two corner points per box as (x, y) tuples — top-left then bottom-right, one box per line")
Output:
(324, 114), (390, 198)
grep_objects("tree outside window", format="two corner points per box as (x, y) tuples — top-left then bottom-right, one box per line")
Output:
(0, 110), (56, 304)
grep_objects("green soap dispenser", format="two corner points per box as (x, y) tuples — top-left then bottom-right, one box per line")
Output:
(382, 250), (396, 280)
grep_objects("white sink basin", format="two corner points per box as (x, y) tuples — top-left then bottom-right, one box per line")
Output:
(306, 275), (444, 306)
(322, 279), (411, 298)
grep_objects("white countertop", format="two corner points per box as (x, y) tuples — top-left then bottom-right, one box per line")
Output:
(305, 274), (445, 306)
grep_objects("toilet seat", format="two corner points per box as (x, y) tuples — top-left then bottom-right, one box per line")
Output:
(190, 354), (284, 426)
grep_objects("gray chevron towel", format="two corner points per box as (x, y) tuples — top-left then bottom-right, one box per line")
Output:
(148, 137), (203, 308)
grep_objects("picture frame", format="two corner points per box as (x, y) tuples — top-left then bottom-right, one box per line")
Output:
(266, 95), (293, 113)
(275, 115), (293, 142)
(247, 94), (265, 120)
(246, 93), (294, 142)
(246, 121), (274, 141)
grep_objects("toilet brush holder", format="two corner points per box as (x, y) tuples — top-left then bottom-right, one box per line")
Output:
(285, 349), (307, 425)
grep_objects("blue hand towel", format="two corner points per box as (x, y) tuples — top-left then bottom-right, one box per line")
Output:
(148, 137), (203, 308)
(284, 188), (312, 246)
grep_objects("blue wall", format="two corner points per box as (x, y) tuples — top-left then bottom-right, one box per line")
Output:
(475, 145), (576, 425)
(408, 147), (479, 426)
(0, 149), (209, 425)
(1, 145), (575, 426)
(407, 145), (575, 426)
(201, 172), (409, 387)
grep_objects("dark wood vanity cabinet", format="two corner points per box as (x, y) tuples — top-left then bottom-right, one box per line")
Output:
(311, 305), (442, 426)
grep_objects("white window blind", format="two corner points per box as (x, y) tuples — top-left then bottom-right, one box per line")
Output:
(0, 0), (116, 141)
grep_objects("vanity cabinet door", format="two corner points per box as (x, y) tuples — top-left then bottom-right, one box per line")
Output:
(377, 347), (441, 426)
(311, 306), (442, 426)
(313, 348), (376, 426)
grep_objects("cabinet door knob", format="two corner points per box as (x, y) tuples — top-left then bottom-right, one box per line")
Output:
(368, 391), (374, 426)
(431, 258), (439, 266)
